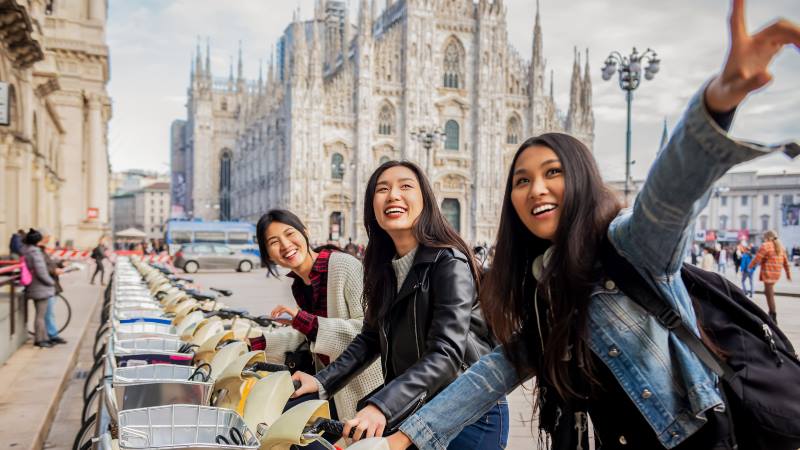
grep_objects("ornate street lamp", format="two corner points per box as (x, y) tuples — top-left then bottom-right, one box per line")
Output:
(410, 126), (446, 174)
(601, 47), (661, 204)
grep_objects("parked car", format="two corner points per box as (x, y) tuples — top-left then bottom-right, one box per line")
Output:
(173, 243), (260, 273)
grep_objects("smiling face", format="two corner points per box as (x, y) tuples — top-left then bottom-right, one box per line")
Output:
(264, 221), (309, 271)
(510, 145), (565, 242)
(372, 165), (424, 237)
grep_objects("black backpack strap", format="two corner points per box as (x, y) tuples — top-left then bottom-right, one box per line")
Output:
(600, 239), (736, 382)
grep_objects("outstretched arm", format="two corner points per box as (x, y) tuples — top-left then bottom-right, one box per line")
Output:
(611, 0), (800, 280)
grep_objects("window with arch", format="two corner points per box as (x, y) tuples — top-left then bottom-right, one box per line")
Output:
(444, 120), (460, 150)
(378, 103), (394, 135)
(761, 215), (770, 231)
(443, 39), (464, 89)
(379, 156), (390, 165)
(331, 153), (345, 180)
(507, 116), (521, 145)
(219, 150), (233, 220)
(719, 215), (728, 230)
(739, 215), (749, 230)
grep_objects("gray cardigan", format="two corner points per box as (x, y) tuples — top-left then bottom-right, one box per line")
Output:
(22, 244), (56, 300)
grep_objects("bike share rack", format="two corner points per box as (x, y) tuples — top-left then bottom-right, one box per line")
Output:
(73, 257), (388, 450)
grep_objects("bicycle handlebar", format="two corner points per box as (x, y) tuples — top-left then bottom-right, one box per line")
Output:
(304, 418), (356, 440)
(209, 287), (233, 297)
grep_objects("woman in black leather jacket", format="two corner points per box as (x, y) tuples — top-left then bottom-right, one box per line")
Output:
(293, 160), (508, 448)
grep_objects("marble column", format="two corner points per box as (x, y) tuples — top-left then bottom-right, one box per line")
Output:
(87, 94), (109, 223)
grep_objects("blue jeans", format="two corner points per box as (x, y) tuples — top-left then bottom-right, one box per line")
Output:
(741, 271), (755, 297)
(46, 296), (59, 338)
(446, 400), (509, 450)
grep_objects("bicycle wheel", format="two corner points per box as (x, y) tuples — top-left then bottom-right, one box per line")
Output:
(82, 386), (101, 424)
(27, 294), (72, 336)
(83, 359), (105, 402)
(73, 412), (97, 450)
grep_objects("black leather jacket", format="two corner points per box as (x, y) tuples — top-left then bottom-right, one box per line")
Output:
(314, 245), (493, 429)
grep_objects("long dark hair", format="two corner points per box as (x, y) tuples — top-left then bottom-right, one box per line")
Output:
(481, 134), (622, 400)
(362, 160), (479, 326)
(256, 209), (340, 277)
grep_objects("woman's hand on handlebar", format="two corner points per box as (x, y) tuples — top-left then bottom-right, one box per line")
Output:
(385, 432), (413, 450)
(270, 304), (298, 325)
(344, 404), (387, 442)
(705, 0), (800, 113)
(290, 371), (319, 398)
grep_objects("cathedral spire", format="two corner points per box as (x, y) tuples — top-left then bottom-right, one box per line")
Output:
(309, 18), (322, 82)
(567, 46), (583, 131)
(205, 37), (211, 77)
(550, 69), (554, 99)
(228, 55), (234, 85)
(358, 0), (371, 37)
(530, 0), (544, 98)
(582, 48), (592, 113)
(532, 0), (542, 70)
(195, 37), (203, 78)
(237, 40), (244, 81)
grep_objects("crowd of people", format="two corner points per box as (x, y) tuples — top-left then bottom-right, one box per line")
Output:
(693, 231), (793, 323)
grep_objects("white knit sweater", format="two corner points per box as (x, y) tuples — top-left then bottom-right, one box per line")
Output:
(262, 251), (383, 420)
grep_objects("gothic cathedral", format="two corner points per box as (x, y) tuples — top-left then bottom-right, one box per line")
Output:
(171, 0), (594, 245)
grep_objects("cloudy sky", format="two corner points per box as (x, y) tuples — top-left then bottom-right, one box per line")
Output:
(107, 0), (799, 181)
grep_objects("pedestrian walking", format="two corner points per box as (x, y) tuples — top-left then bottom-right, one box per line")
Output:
(8, 229), (24, 260)
(740, 246), (757, 298)
(255, 209), (382, 426)
(90, 240), (108, 285)
(718, 246), (728, 273)
(700, 246), (716, 271)
(39, 229), (67, 345)
(750, 230), (792, 324)
(292, 160), (504, 447)
(21, 229), (56, 348)
(379, 3), (800, 449)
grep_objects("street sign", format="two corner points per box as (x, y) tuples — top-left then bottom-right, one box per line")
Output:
(0, 82), (9, 126)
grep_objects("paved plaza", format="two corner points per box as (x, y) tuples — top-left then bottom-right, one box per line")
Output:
(1, 263), (794, 450)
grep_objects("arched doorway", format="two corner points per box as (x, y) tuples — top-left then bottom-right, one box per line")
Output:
(329, 211), (343, 241)
(219, 150), (232, 220)
(441, 198), (461, 234)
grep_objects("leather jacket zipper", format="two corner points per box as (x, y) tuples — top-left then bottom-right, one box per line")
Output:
(412, 285), (422, 360)
(381, 322), (390, 381)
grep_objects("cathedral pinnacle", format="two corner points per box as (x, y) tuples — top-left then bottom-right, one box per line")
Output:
(195, 37), (203, 78)
(237, 40), (244, 81)
(358, 0), (371, 37)
(205, 37), (211, 76)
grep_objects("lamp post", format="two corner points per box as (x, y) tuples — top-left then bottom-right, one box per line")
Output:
(601, 47), (660, 205)
(410, 126), (446, 175)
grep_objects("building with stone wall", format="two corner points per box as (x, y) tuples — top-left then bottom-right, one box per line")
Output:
(0, 0), (111, 251)
(173, 0), (594, 244)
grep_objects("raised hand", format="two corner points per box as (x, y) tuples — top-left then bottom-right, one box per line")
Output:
(705, 0), (800, 112)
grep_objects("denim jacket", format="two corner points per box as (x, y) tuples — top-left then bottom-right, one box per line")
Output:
(399, 85), (783, 449)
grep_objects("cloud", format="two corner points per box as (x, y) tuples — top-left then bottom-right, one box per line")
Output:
(108, 0), (800, 179)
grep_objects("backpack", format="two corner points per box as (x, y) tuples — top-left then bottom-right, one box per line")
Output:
(601, 241), (800, 450)
(19, 256), (33, 286)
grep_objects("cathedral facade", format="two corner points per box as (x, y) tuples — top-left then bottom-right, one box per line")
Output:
(172, 0), (593, 245)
